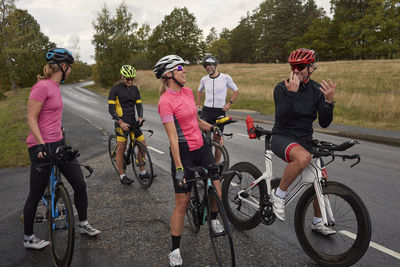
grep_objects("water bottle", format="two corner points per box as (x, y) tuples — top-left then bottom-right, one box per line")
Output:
(246, 115), (257, 139)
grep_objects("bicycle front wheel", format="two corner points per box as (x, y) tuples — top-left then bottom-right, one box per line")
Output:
(210, 141), (230, 173)
(131, 141), (154, 188)
(49, 184), (75, 267)
(207, 188), (236, 267)
(222, 162), (266, 230)
(295, 181), (371, 267)
(108, 135), (119, 175)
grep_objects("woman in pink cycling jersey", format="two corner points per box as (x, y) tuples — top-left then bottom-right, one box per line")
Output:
(23, 48), (100, 250)
(154, 55), (223, 266)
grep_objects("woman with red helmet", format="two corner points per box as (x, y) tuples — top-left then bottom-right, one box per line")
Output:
(269, 48), (337, 235)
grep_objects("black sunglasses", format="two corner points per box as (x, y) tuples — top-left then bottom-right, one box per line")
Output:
(125, 77), (134, 81)
(291, 64), (308, 71)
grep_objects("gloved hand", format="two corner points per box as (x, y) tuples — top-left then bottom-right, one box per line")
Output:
(210, 125), (222, 138)
(176, 167), (187, 188)
(36, 144), (48, 158)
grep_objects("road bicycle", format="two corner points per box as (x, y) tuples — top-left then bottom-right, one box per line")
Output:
(202, 115), (237, 173)
(22, 145), (93, 267)
(108, 120), (155, 188)
(221, 123), (371, 267)
(185, 163), (236, 266)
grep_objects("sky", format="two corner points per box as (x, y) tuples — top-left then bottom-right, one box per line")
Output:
(16, 0), (332, 64)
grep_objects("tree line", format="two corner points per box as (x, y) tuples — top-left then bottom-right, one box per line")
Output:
(0, 0), (91, 98)
(1, 0), (399, 91)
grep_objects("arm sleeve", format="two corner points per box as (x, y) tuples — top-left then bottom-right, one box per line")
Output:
(198, 77), (205, 92)
(226, 74), (238, 91)
(158, 98), (174, 124)
(29, 82), (48, 103)
(273, 82), (297, 121)
(108, 87), (120, 121)
(135, 88), (143, 118)
(317, 90), (334, 128)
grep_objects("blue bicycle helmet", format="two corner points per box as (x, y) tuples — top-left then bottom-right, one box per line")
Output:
(46, 48), (74, 64)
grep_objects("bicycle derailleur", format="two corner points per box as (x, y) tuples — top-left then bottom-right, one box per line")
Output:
(259, 199), (275, 225)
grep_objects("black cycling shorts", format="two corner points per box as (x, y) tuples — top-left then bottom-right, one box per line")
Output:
(114, 121), (144, 142)
(200, 106), (226, 132)
(271, 134), (312, 162)
(170, 142), (215, 194)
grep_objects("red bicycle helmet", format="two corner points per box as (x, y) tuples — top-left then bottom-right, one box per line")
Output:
(288, 48), (316, 65)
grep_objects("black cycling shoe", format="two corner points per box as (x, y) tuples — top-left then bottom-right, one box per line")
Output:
(120, 175), (134, 185)
(139, 172), (151, 180)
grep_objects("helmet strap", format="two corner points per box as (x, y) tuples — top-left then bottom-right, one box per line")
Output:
(162, 71), (184, 87)
(57, 63), (66, 83)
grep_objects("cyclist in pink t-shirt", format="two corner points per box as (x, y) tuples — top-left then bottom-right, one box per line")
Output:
(23, 48), (100, 250)
(155, 55), (224, 266)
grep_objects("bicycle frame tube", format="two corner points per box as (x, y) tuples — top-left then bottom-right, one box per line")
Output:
(50, 166), (61, 227)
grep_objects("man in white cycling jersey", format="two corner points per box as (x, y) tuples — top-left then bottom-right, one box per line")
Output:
(197, 55), (239, 162)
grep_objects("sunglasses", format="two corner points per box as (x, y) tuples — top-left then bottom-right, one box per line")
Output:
(204, 62), (215, 67)
(291, 64), (308, 71)
(125, 77), (134, 81)
(173, 65), (184, 71)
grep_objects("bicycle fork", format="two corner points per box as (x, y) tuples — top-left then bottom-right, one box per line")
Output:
(314, 178), (335, 227)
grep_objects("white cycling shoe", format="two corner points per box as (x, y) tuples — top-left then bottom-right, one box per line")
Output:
(270, 189), (285, 221)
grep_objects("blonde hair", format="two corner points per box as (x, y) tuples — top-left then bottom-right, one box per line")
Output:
(36, 62), (66, 81)
(159, 78), (169, 96)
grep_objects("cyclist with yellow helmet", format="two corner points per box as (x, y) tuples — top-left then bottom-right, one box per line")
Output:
(108, 65), (149, 185)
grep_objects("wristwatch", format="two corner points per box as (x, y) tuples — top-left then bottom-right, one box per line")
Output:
(228, 100), (233, 104)
(325, 100), (335, 107)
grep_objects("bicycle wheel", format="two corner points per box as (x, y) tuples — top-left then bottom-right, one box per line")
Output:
(186, 199), (201, 233)
(207, 187), (235, 267)
(49, 184), (75, 267)
(131, 141), (154, 188)
(210, 141), (230, 173)
(295, 181), (371, 267)
(108, 135), (119, 174)
(222, 162), (266, 230)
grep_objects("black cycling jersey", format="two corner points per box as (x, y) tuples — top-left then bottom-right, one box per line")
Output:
(108, 82), (143, 125)
(272, 79), (334, 139)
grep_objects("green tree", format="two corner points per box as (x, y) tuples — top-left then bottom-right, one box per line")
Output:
(229, 13), (255, 63)
(207, 38), (231, 63)
(132, 24), (153, 69)
(92, 3), (138, 87)
(147, 7), (203, 64)
(0, 7), (54, 91)
(205, 27), (218, 44)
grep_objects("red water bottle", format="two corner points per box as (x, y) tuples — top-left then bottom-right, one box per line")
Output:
(246, 115), (257, 139)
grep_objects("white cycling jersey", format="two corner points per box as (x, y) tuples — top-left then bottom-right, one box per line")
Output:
(198, 73), (238, 108)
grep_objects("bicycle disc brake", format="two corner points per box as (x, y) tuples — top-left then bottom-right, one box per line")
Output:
(259, 199), (275, 225)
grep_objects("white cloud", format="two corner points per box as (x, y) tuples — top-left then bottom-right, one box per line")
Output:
(16, 0), (331, 64)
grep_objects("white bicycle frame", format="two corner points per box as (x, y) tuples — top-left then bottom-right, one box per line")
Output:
(235, 145), (335, 226)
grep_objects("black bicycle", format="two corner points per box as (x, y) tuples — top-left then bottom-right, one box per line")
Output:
(108, 120), (155, 188)
(203, 116), (237, 173)
(186, 163), (236, 267)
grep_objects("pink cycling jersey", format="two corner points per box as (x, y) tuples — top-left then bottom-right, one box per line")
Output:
(158, 87), (203, 151)
(26, 79), (63, 148)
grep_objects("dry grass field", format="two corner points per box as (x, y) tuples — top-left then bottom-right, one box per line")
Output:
(89, 59), (400, 131)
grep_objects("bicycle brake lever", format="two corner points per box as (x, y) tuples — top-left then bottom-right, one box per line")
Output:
(83, 165), (93, 178)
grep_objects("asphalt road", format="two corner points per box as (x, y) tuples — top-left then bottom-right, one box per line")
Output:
(1, 82), (399, 266)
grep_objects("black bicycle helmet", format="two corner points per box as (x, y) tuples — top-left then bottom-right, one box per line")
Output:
(46, 48), (74, 64)
(202, 55), (218, 68)
(153, 55), (189, 79)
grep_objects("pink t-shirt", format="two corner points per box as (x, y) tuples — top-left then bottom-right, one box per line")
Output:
(158, 87), (203, 151)
(26, 79), (63, 147)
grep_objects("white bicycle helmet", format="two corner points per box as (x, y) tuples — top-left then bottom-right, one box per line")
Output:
(154, 55), (189, 79)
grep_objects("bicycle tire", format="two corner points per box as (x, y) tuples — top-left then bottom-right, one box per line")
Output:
(210, 141), (230, 173)
(294, 181), (371, 267)
(186, 199), (201, 233)
(108, 135), (119, 175)
(222, 162), (265, 230)
(207, 187), (236, 267)
(49, 184), (75, 267)
(131, 141), (154, 188)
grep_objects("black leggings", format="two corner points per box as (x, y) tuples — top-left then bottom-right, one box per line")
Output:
(23, 140), (88, 236)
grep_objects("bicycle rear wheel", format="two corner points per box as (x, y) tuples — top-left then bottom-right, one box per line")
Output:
(295, 181), (371, 267)
(222, 162), (265, 230)
(49, 184), (75, 267)
(131, 141), (154, 188)
(210, 141), (230, 173)
(207, 188), (235, 267)
(108, 135), (119, 175)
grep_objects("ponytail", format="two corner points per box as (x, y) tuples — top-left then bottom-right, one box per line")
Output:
(159, 78), (168, 96)
(36, 62), (65, 81)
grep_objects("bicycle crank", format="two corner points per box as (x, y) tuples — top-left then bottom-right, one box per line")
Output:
(259, 199), (275, 225)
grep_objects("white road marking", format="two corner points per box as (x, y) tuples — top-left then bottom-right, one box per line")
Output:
(340, 230), (400, 260)
(148, 146), (165, 155)
(236, 133), (248, 137)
